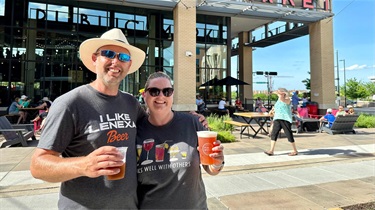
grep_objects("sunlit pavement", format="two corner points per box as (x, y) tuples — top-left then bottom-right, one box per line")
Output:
(1, 127), (375, 209)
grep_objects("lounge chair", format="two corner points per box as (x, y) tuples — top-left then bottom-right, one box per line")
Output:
(321, 114), (359, 135)
(0, 116), (36, 148)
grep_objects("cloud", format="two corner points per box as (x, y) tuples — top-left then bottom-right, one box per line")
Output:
(342, 64), (375, 71)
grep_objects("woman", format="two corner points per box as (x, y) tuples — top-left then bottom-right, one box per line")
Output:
(335, 105), (346, 116)
(136, 72), (224, 209)
(235, 97), (244, 111)
(264, 88), (298, 156)
(347, 105), (355, 115)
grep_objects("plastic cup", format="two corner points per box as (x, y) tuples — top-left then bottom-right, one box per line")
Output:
(197, 131), (217, 165)
(107, 147), (128, 180)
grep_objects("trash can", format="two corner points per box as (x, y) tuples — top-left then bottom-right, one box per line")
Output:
(306, 102), (318, 116)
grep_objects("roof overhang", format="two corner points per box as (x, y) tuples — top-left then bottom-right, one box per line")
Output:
(76, 0), (334, 39)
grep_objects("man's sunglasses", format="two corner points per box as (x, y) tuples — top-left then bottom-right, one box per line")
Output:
(146, 87), (174, 97)
(98, 50), (131, 62)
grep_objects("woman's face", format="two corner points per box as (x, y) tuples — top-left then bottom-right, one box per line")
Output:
(143, 77), (174, 114)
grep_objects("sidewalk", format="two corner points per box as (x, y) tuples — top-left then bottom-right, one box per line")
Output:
(1, 128), (375, 209)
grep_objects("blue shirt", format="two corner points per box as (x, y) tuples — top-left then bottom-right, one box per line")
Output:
(291, 93), (299, 105)
(324, 114), (336, 128)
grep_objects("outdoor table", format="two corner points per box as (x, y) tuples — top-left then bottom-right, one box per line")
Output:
(233, 112), (271, 138)
(19, 107), (45, 121)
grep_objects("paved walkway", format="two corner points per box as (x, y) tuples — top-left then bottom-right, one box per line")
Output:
(1, 127), (375, 209)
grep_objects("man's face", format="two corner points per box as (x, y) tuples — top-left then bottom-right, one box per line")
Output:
(93, 45), (132, 86)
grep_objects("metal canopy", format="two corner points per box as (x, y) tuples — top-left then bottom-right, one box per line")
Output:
(76, 0), (334, 39)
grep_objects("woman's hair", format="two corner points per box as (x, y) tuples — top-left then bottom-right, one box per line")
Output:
(144, 72), (172, 89)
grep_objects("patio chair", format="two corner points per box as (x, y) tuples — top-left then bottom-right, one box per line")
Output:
(321, 114), (359, 135)
(0, 116), (36, 148)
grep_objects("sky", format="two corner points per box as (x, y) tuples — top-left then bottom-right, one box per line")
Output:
(234, 0), (375, 92)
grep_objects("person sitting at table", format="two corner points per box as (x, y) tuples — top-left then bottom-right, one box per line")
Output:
(235, 97), (244, 111)
(8, 97), (24, 118)
(31, 101), (52, 133)
(35, 97), (53, 110)
(196, 95), (206, 114)
(218, 97), (229, 115)
(318, 108), (336, 132)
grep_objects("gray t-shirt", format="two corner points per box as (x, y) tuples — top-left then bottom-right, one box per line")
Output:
(38, 84), (145, 209)
(136, 111), (207, 209)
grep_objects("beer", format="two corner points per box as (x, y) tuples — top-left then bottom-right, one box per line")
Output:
(197, 131), (217, 165)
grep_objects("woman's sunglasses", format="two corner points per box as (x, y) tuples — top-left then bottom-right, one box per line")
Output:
(98, 50), (131, 62)
(146, 87), (174, 97)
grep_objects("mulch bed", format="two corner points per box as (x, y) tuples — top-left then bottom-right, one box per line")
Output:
(341, 202), (375, 210)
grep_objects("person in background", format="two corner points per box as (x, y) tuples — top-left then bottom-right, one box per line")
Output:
(196, 95), (206, 114)
(264, 88), (298, 156)
(17, 95), (31, 124)
(255, 97), (263, 112)
(347, 105), (355, 115)
(31, 101), (52, 132)
(8, 97), (23, 118)
(319, 108), (336, 131)
(218, 97), (229, 115)
(235, 97), (244, 111)
(136, 72), (224, 209)
(336, 94), (341, 107)
(335, 105), (346, 117)
(291, 90), (300, 111)
(35, 97), (53, 109)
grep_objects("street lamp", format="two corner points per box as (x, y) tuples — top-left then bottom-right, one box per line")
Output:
(340, 59), (346, 106)
(255, 71), (277, 108)
(336, 50), (340, 95)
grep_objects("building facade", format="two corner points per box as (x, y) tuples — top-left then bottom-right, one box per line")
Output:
(0, 0), (335, 112)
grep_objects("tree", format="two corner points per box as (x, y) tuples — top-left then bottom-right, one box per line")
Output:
(345, 78), (369, 100)
(364, 82), (375, 99)
(302, 71), (311, 90)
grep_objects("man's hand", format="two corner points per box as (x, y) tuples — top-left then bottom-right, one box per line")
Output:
(190, 111), (208, 128)
(83, 146), (125, 178)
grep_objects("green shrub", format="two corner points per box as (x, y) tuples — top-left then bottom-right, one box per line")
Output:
(355, 114), (375, 128)
(207, 115), (237, 143)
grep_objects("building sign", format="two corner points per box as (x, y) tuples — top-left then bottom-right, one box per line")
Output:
(259, 0), (331, 11)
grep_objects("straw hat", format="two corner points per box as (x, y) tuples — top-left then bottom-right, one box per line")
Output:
(79, 28), (146, 74)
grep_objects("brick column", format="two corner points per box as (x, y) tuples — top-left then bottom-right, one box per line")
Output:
(172, 0), (196, 111)
(309, 17), (336, 113)
(238, 32), (253, 110)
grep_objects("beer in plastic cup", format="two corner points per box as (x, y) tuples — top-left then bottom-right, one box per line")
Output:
(197, 131), (217, 165)
(107, 147), (128, 180)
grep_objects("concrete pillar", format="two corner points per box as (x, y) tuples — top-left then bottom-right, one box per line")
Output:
(238, 32), (253, 110)
(172, 0), (196, 111)
(309, 17), (335, 113)
(25, 20), (37, 98)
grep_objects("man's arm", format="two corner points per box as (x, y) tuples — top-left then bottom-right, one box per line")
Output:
(30, 146), (125, 183)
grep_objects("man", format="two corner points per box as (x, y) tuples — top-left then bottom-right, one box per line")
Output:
(291, 90), (300, 111)
(30, 28), (206, 209)
(319, 108), (336, 131)
(30, 29), (147, 209)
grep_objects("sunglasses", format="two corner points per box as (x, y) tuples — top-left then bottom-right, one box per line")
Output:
(146, 87), (174, 97)
(98, 50), (131, 62)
